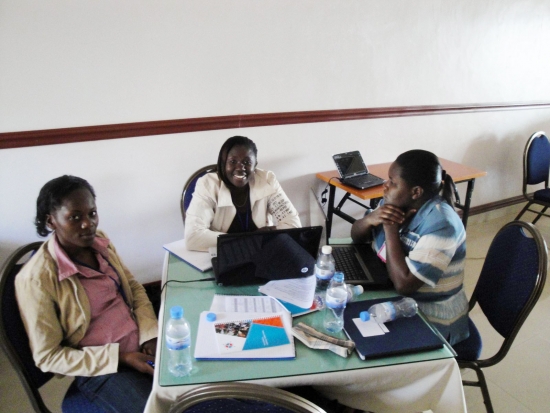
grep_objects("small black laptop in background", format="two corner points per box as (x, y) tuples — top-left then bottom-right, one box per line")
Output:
(333, 151), (385, 190)
(212, 226), (323, 286)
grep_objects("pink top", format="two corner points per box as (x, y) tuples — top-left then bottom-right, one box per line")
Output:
(54, 235), (140, 353)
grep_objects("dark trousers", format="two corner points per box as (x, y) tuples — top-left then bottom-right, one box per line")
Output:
(75, 366), (152, 413)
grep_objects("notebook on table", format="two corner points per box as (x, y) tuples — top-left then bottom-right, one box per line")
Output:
(343, 297), (445, 360)
(333, 151), (385, 190)
(211, 226), (323, 286)
(331, 243), (391, 287)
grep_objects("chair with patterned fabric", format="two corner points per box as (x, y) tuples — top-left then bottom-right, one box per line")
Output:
(452, 221), (548, 413)
(167, 382), (327, 413)
(180, 164), (217, 226)
(0, 242), (104, 413)
(515, 131), (550, 223)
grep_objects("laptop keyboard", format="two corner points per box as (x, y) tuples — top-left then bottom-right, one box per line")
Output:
(345, 174), (383, 187)
(332, 247), (367, 281)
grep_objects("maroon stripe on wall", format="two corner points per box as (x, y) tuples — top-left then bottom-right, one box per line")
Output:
(2, 102), (550, 150)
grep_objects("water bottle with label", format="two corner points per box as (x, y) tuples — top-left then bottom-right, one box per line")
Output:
(323, 271), (347, 333)
(165, 306), (192, 377)
(314, 245), (335, 309)
(367, 297), (418, 323)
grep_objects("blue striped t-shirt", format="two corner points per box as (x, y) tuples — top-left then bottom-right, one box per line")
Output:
(372, 196), (469, 345)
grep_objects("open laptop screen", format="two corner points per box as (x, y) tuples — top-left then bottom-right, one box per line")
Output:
(333, 151), (368, 178)
(213, 226), (323, 286)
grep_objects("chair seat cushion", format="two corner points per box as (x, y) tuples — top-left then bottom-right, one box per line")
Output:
(533, 188), (550, 203)
(452, 317), (482, 362)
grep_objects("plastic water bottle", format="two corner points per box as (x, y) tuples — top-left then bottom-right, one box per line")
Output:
(314, 245), (336, 309)
(368, 297), (418, 323)
(345, 284), (364, 303)
(323, 272), (347, 333)
(165, 306), (192, 377)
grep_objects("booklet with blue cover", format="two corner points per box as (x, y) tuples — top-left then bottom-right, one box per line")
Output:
(194, 311), (295, 360)
(215, 315), (290, 353)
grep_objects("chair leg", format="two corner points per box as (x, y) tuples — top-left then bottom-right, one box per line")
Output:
(473, 367), (494, 413)
(532, 206), (548, 224)
(461, 363), (495, 413)
(515, 202), (532, 221)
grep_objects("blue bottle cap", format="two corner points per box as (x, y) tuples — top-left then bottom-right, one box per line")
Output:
(333, 271), (344, 282)
(170, 306), (183, 319)
(206, 312), (217, 322)
(360, 311), (370, 322)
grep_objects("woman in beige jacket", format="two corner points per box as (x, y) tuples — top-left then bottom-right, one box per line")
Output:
(16, 175), (158, 413)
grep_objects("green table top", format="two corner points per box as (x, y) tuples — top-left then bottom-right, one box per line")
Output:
(158, 253), (455, 387)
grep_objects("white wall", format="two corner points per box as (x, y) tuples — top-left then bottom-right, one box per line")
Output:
(2, 1), (550, 282)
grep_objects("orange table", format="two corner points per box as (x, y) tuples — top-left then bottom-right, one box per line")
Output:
(316, 158), (487, 242)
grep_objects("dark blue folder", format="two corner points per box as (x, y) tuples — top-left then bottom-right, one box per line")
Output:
(343, 297), (444, 360)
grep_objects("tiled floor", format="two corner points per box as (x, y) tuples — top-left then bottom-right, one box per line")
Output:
(1, 206), (550, 413)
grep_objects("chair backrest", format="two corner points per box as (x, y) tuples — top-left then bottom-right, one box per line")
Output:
(168, 382), (327, 413)
(0, 242), (52, 413)
(180, 164), (217, 225)
(471, 220), (547, 367)
(523, 131), (550, 188)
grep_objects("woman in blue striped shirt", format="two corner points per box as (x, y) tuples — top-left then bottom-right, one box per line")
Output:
(351, 149), (469, 345)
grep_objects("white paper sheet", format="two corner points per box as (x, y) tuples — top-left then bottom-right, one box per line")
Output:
(258, 275), (316, 309)
(210, 294), (284, 313)
(352, 317), (388, 337)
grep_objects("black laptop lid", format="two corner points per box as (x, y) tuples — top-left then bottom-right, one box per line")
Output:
(213, 226), (323, 286)
(333, 151), (369, 179)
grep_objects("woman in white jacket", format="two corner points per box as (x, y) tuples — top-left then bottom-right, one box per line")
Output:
(185, 136), (301, 251)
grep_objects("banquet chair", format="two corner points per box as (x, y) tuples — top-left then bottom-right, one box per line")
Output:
(180, 164), (217, 225)
(452, 221), (548, 413)
(515, 131), (550, 224)
(167, 382), (327, 413)
(0, 242), (104, 413)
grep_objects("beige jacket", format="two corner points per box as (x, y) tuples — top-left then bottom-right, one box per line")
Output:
(184, 168), (302, 251)
(15, 231), (158, 377)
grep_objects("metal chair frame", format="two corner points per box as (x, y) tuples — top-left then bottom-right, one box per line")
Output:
(515, 131), (550, 223)
(457, 221), (548, 413)
(168, 382), (327, 413)
(0, 242), (104, 413)
(0, 242), (51, 412)
(180, 164), (217, 225)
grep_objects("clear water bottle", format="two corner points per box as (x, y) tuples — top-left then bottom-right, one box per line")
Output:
(368, 297), (418, 323)
(323, 271), (347, 334)
(165, 306), (192, 377)
(345, 284), (364, 303)
(314, 245), (336, 309)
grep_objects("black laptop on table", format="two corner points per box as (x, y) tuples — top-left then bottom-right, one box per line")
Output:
(333, 151), (385, 190)
(330, 243), (391, 288)
(212, 226), (323, 286)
